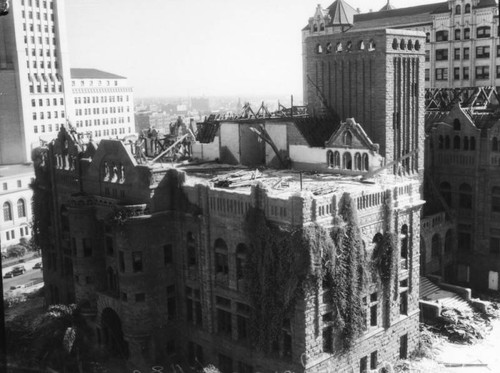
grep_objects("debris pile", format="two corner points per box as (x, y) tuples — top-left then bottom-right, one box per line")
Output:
(431, 307), (493, 344)
(211, 169), (262, 188)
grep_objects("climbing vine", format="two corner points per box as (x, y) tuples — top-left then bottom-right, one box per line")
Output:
(244, 192), (369, 353)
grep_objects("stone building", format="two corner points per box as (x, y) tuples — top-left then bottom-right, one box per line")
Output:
(31, 2), (428, 372)
(0, 164), (34, 251)
(71, 68), (135, 140)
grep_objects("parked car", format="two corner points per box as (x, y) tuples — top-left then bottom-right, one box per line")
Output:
(3, 271), (13, 278)
(12, 266), (26, 276)
(10, 285), (23, 291)
(32, 262), (42, 270)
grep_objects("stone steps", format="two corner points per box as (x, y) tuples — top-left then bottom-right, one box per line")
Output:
(420, 277), (473, 313)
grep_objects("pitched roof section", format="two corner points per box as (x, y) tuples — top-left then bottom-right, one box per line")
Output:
(292, 117), (339, 147)
(70, 68), (126, 80)
(379, 1), (396, 11)
(327, 0), (358, 26)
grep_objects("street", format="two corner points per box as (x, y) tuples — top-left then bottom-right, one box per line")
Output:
(2, 257), (43, 294)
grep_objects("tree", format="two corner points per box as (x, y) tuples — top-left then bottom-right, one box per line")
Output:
(6, 245), (26, 258)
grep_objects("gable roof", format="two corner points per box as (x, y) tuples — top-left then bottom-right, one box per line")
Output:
(71, 68), (126, 80)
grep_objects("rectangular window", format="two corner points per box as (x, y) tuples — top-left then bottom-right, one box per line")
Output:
(464, 28), (470, 39)
(477, 26), (491, 38)
(400, 291), (408, 315)
(370, 351), (378, 370)
(463, 67), (470, 80)
(164, 244), (172, 265)
(476, 46), (490, 59)
(463, 47), (470, 60)
(454, 67), (460, 80)
(496, 66), (500, 79)
(454, 48), (460, 60)
(217, 309), (232, 335)
(2, 182), (7, 190)
(360, 356), (368, 373)
(119, 251), (125, 272)
(436, 30), (448, 42)
(83, 238), (92, 257)
(425, 69), (430, 81)
(476, 66), (489, 80)
(435, 68), (448, 81)
(435, 49), (448, 61)
(132, 251), (143, 272)
(400, 334), (408, 359)
(497, 45), (500, 57)
(322, 325), (333, 353)
(490, 237), (500, 254)
(370, 305), (377, 326)
(425, 50), (430, 62)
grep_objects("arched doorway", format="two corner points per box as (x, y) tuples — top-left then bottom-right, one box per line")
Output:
(101, 308), (129, 358)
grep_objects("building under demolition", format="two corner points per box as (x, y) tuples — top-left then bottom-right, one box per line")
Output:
(31, 2), (427, 372)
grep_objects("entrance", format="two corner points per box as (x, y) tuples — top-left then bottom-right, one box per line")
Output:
(489, 271), (499, 291)
(101, 307), (129, 358)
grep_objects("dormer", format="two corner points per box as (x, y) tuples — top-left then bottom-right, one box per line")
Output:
(308, 4), (329, 33)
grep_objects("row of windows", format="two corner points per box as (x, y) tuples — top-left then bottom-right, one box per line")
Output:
(75, 118), (131, 128)
(4, 227), (30, 242)
(435, 25), (490, 42)
(315, 39), (376, 54)
(326, 150), (370, 171)
(3, 200), (27, 222)
(390, 38), (422, 51)
(34, 123), (63, 133)
(437, 135), (476, 151)
(21, 0), (53, 8)
(72, 80), (120, 87)
(25, 47), (57, 58)
(23, 22), (54, 33)
(29, 83), (63, 94)
(23, 34), (56, 45)
(434, 67), (493, 81)
(2, 180), (24, 191)
(75, 107), (130, 115)
(32, 110), (64, 120)
(439, 182), (472, 209)
(31, 97), (63, 107)
(74, 95), (129, 104)
(453, 3), (472, 14)
(27, 60), (58, 69)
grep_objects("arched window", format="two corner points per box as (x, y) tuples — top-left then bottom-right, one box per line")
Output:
(17, 199), (26, 218)
(214, 238), (229, 276)
(334, 151), (341, 168)
(343, 152), (352, 170)
(368, 39), (376, 51)
(187, 232), (196, 267)
(354, 153), (361, 170)
(313, 24), (318, 32)
(415, 40), (421, 51)
(343, 131), (352, 146)
(445, 136), (450, 149)
(392, 38), (398, 50)
(459, 183), (472, 209)
(445, 230), (453, 253)
(358, 40), (365, 50)
(438, 135), (444, 149)
(431, 234), (441, 258)
(336, 42), (343, 53)
(346, 41), (353, 51)
(316, 44), (323, 54)
(439, 181), (452, 207)
(493, 137), (499, 151)
(470, 136), (476, 150)
(319, 23), (325, 31)
(326, 42), (332, 54)
(453, 119), (461, 131)
(400, 39), (406, 50)
(455, 4), (461, 14)
(464, 3), (471, 13)
(453, 135), (461, 150)
(236, 243), (247, 280)
(362, 154), (369, 171)
(327, 150), (334, 168)
(463, 136), (469, 150)
(3, 202), (12, 221)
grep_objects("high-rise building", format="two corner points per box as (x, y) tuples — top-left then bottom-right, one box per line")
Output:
(0, 0), (72, 165)
(71, 68), (135, 140)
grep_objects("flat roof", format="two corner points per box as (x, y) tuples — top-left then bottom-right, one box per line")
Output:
(71, 68), (126, 80)
(0, 163), (34, 179)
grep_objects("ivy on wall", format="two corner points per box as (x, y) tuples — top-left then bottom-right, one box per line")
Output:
(244, 192), (370, 353)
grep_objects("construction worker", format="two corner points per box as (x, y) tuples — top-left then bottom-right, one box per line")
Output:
(135, 135), (147, 164)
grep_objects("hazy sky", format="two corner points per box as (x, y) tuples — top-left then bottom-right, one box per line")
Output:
(65, 0), (440, 99)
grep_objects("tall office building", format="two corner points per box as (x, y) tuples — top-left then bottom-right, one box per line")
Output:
(0, 0), (72, 164)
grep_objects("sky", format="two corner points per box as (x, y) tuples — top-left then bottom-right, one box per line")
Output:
(65, 0), (441, 99)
